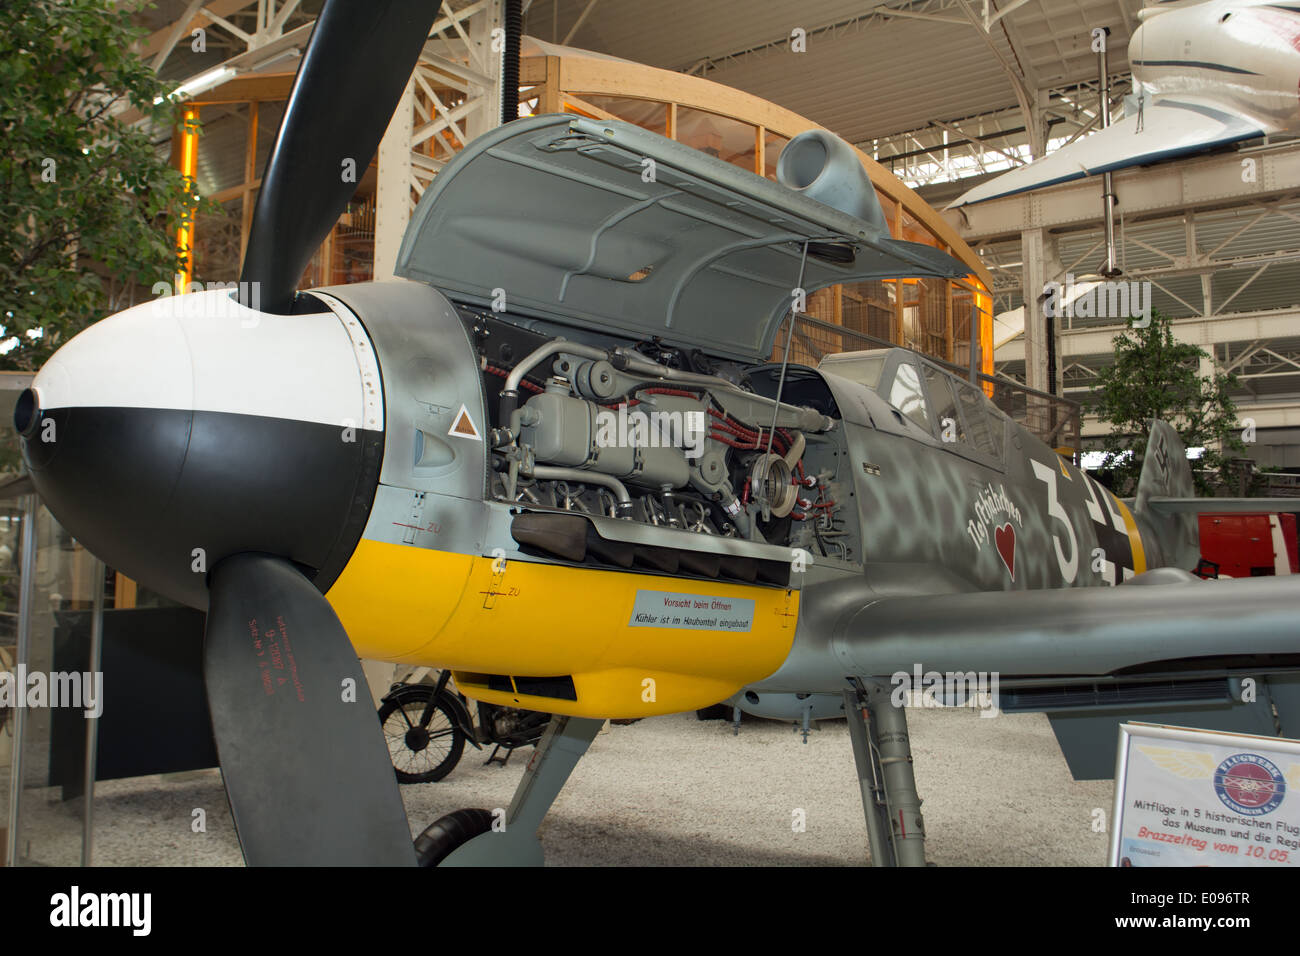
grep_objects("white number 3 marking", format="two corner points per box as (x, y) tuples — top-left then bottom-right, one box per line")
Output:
(1031, 460), (1078, 583)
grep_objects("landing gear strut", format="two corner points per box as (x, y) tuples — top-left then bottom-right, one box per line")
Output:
(429, 714), (604, 866)
(844, 679), (927, 866)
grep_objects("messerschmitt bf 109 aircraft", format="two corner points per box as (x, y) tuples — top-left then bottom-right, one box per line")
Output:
(16, 0), (1300, 867)
(952, 0), (1300, 207)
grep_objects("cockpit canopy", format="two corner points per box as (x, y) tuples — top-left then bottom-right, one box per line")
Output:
(820, 348), (1006, 464)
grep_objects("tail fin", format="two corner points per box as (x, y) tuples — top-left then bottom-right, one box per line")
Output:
(1132, 419), (1300, 568)
(1132, 420), (1199, 570)
(1135, 420), (1194, 506)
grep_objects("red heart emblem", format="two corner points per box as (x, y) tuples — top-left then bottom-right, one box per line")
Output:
(994, 523), (1016, 580)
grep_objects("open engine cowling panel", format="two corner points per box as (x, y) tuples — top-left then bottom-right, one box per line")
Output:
(396, 114), (967, 364)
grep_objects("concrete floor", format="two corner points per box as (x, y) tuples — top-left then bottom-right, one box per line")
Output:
(9, 706), (1115, 866)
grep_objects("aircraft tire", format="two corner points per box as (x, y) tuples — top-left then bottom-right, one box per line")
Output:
(414, 808), (495, 867)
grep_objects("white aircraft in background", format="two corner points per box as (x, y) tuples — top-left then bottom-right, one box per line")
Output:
(951, 0), (1300, 206)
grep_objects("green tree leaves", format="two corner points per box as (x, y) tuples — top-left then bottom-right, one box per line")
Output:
(0, 0), (207, 370)
(1092, 312), (1243, 495)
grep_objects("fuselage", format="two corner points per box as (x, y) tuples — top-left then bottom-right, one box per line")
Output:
(1131, 0), (1300, 132)
(20, 279), (1167, 720)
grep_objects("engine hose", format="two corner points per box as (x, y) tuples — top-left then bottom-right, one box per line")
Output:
(708, 416), (755, 442)
(726, 419), (759, 443)
(709, 406), (756, 435)
(500, 0), (522, 124)
(707, 400), (764, 441)
(484, 363), (544, 394)
(810, 512), (828, 556)
(640, 386), (701, 398)
(708, 409), (784, 452)
(741, 418), (788, 455)
(706, 409), (748, 434)
(709, 431), (759, 451)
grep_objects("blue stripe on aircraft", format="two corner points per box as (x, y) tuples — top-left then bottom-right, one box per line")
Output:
(1130, 59), (1261, 76)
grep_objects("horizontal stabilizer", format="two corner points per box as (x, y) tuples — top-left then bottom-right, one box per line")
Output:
(1147, 496), (1300, 513)
(1048, 675), (1300, 780)
(950, 99), (1265, 207)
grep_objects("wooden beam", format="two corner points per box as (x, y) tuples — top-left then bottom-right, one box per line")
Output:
(114, 573), (137, 610)
(539, 57), (562, 114)
(240, 101), (259, 266)
(560, 93), (621, 122)
(520, 57), (550, 84)
(893, 283), (905, 345)
(188, 71), (295, 105)
(208, 177), (261, 204)
(945, 281), (955, 363)
(892, 200), (905, 344)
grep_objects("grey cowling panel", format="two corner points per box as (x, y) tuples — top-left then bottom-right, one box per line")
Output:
(312, 281), (487, 502)
(825, 574), (1300, 678)
(394, 115), (967, 363)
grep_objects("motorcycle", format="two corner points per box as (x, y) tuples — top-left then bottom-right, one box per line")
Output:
(377, 668), (550, 783)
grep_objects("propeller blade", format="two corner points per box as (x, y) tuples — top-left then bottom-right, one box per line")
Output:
(204, 553), (415, 866)
(240, 0), (443, 313)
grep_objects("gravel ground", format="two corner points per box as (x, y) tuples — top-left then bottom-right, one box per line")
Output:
(7, 706), (1114, 866)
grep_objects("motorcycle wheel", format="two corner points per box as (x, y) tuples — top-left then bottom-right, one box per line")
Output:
(378, 686), (466, 784)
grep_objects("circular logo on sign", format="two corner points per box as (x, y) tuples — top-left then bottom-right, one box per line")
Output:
(1214, 753), (1285, 816)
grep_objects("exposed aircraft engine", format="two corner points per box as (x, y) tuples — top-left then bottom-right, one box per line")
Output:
(478, 317), (843, 569)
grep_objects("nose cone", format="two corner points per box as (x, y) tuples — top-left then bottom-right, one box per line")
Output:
(21, 290), (384, 608)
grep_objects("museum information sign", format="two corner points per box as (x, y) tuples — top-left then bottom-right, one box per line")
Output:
(1110, 722), (1300, 867)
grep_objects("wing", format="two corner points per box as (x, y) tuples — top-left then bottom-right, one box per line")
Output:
(949, 98), (1266, 207)
(826, 572), (1300, 677)
(1136, 745), (1218, 780)
(804, 572), (1300, 782)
